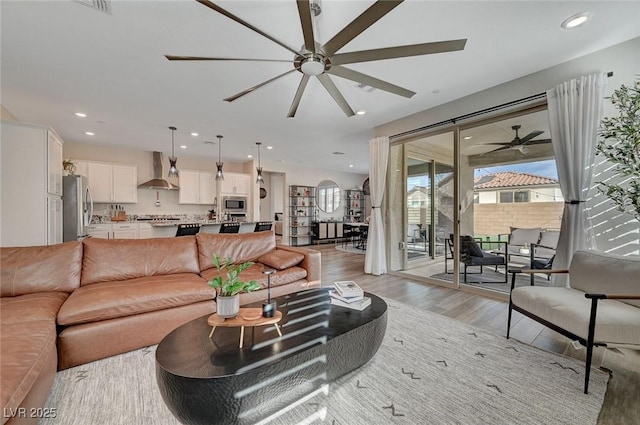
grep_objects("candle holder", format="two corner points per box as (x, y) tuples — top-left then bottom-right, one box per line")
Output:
(262, 269), (277, 318)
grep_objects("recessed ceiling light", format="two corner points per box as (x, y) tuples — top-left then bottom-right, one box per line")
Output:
(180, 145), (187, 149)
(75, 112), (87, 118)
(85, 131), (94, 136)
(561, 12), (590, 29)
(349, 164), (354, 168)
(463, 136), (473, 140)
(248, 154), (253, 158)
(190, 132), (199, 137)
(267, 146), (273, 150)
(355, 110), (366, 116)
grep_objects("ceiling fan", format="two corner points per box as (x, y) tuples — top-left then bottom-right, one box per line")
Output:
(486, 125), (551, 154)
(166, 0), (467, 117)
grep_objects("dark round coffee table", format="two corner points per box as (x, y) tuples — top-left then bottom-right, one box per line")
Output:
(156, 288), (387, 425)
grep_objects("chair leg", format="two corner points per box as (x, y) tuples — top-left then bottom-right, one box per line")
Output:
(506, 272), (517, 339)
(584, 298), (599, 394)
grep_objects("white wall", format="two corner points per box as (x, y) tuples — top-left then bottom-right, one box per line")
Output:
(376, 37), (640, 256)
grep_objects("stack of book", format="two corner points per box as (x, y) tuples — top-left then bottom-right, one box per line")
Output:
(330, 281), (371, 311)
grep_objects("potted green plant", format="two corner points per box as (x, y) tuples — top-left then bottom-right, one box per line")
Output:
(596, 80), (640, 221)
(207, 255), (261, 318)
(62, 159), (76, 175)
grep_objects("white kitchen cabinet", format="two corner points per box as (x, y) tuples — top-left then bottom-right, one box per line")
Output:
(138, 223), (153, 239)
(48, 132), (63, 196)
(112, 223), (138, 239)
(87, 162), (137, 203)
(221, 172), (250, 196)
(88, 222), (142, 239)
(47, 196), (63, 245)
(88, 224), (112, 239)
(1, 121), (64, 246)
(179, 170), (216, 205)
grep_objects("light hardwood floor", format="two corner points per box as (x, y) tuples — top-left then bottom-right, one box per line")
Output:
(315, 244), (640, 425)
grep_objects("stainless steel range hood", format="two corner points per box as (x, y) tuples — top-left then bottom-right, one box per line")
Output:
(137, 151), (179, 190)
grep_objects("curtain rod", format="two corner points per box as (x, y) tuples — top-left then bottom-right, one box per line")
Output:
(390, 71), (614, 141)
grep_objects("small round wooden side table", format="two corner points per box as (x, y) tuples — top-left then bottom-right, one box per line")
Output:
(207, 308), (282, 348)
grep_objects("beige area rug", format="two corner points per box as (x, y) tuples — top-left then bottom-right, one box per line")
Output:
(41, 299), (608, 425)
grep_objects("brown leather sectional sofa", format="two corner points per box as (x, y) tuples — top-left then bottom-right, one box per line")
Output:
(0, 231), (320, 425)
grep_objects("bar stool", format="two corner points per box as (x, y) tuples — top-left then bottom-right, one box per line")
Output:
(219, 222), (240, 233)
(254, 222), (272, 232)
(175, 223), (200, 237)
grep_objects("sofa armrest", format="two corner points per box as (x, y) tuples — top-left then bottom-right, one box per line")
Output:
(277, 245), (321, 285)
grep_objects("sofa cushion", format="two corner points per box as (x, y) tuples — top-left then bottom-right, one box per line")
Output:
(539, 230), (560, 249)
(58, 273), (214, 325)
(509, 227), (541, 246)
(460, 235), (483, 257)
(201, 263), (307, 289)
(1, 292), (68, 324)
(1, 241), (82, 297)
(196, 231), (276, 272)
(258, 249), (304, 270)
(1, 320), (57, 418)
(81, 236), (200, 286)
(512, 286), (640, 346)
(569, 250), (640, 308)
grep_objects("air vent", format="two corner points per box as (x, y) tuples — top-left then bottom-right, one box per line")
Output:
(75, 0), (111, 14)
(332, 152), (345, 155)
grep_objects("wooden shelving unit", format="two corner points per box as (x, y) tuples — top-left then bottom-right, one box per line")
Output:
(344, 189), (365, 222)
(289, 185), (316, 246)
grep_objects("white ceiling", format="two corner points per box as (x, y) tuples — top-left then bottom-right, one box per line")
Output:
(2, 1), (639, 174)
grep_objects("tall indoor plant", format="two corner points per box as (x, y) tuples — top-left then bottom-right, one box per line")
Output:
(596, 80), (640, 221)
(207, 255), (261, 318)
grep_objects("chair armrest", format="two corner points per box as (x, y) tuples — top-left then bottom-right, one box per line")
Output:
(531, 243), (556, 251)
(520, 269), (569, 275)
(585, 293), (640, 300)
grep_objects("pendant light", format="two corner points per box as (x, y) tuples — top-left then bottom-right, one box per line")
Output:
(167, 126), (179, 178)
(255, 142), (264, 184)
(215, 135), (224, 181)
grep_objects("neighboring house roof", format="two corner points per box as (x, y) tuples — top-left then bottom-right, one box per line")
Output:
(474, 172), (558, 190)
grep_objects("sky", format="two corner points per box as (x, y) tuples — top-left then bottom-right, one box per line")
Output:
(474, 159), (558, 180)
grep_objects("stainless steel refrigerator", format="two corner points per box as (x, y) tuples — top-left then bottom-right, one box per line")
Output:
(63, 175), (93, 241)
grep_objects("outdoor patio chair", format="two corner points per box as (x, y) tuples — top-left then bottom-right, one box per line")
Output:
(445, 234), (508, 283)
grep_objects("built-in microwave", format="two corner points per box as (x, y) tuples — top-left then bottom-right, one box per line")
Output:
(223, 196), (247, 213)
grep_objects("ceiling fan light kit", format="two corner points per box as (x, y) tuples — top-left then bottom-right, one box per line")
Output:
(167, 126), (179, 178)
(167, 0), (467, 117)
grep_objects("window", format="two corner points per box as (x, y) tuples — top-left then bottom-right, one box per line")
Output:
(514, 190), (529, 203)
(499, 191), (513, 203)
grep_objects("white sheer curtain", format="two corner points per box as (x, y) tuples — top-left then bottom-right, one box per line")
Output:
(365, 136), (390, 275)
(546, 73), (607, 286)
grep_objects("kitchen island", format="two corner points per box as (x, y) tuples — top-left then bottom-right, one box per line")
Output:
(149, 221), (259, 238)
(88, 218), (268, 239)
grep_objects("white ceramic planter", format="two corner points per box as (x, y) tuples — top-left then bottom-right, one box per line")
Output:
(216, 294), (240, 319)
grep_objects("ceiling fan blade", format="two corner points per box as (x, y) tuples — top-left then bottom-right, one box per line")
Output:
(196, 0), (299, 56)
(317, 74), (355, 117)
(321, 0), (403, 56)
(287, 75), (310, 118)
(296, 0), (316, 54)
(165, 55), (290, 63)
(331, 39), (467, 66)
(520, 130), (545, 144)
(224, 69), (296, 102)
(328, 66), (415, 98)
(523, 138), (552, 146)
